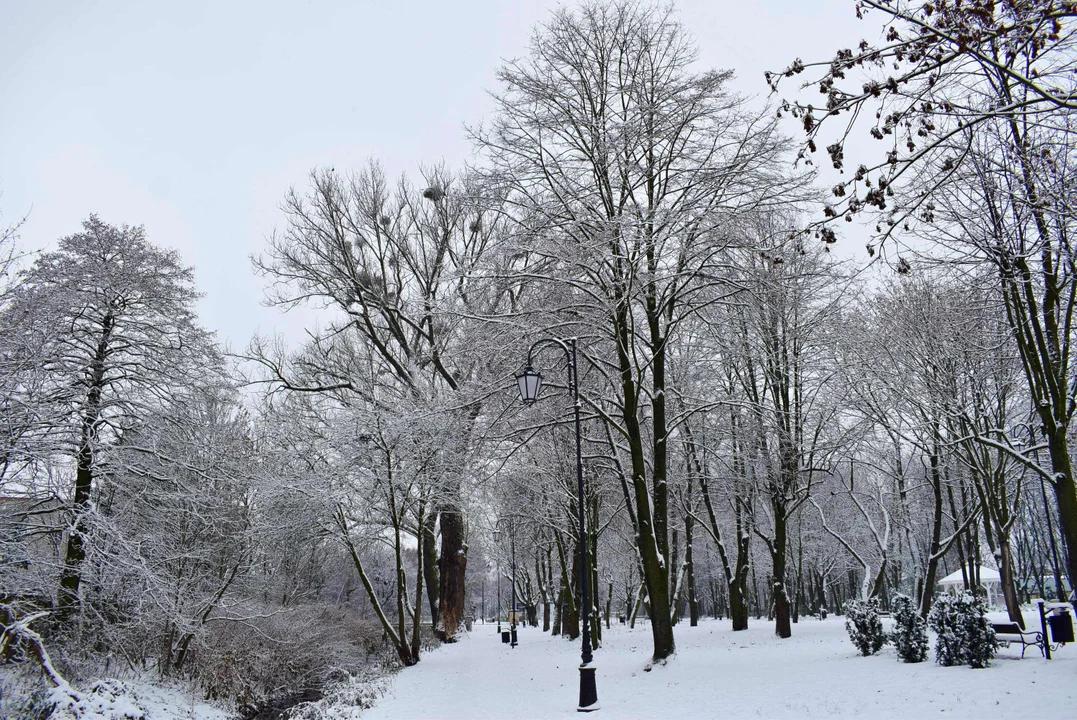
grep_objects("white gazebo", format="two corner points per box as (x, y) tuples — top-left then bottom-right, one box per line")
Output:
(938, 566), (1002, 607)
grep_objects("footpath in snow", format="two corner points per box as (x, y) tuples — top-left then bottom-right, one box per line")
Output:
(362, 615), (1076, 720)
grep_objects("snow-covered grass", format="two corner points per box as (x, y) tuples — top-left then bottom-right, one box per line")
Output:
(0, 669), (230, 720)
(44, 678), (230, 720)
(360, 613), (1075, 719)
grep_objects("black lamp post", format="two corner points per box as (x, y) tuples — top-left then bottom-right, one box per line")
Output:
(515, 337), (598, 712)
(495, 517), (519, 647)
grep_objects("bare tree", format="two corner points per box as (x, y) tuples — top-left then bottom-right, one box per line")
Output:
(474, 0), (803, 661)
(774, 0), (1077, 592)
(720, 217), (851, 637)
(251, 163), (508, 641)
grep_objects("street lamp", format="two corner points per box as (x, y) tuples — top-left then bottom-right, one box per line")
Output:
(515, 337), (598, 712)
(495, 517), (519, 647)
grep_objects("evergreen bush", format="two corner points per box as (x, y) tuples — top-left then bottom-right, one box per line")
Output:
(928, 592), (998, 668)
(890, 593), (928, 663)
(844, 597), (887, 656)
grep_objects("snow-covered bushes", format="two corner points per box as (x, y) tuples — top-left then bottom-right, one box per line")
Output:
(287, 667), (392, 720)
(196, 604), (389, 714)
(844, 598), (887, 656)
(928, 593), (998, 668)
(47, 679), (147, 720)
(890, 594), (928, 663)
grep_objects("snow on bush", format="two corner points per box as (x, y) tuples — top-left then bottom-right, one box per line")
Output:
(286, 668), (392, 720)
(47, 679), (146, 720)
(890, 593), (928, 663)
(928, 592), (998, 668)
(844, 598), (887, 656)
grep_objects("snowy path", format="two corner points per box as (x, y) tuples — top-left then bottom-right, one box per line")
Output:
(362, 617), (1076, 719)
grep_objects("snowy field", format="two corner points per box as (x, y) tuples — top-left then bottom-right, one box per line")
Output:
(362, 614), (1075, 720)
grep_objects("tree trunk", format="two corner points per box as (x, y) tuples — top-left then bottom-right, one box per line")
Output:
(772, 509), (791, 639)
(919, 445), (945, 617)
(1045, 432), (1077, 599)
(670, 529), (681, 625)
(421, 512), (440, 631)
(436, 504), (467, 642)
(58, 313), (114, 617)
(685, 509), (698, 627)
(998, 537), (1023, 628)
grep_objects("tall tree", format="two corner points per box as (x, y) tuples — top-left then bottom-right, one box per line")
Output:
(2, 216), (216, 616)
(475, 0), (801, 662)
(251, 164), (506, 641)
(723, 217), (849, 637)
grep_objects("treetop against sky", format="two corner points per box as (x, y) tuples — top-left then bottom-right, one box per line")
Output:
(0, 0), (867, 347)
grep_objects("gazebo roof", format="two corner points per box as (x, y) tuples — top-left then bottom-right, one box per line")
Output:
(938, 566), (1001, 586)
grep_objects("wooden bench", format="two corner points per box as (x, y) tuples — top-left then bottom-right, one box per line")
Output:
(991, 622), (1044, 658)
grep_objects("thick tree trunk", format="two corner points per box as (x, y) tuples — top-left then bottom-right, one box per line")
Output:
(58, 440), (95, 615)
(919, 447), (945, 618)
(772, 510), (791, 639)
(436, 504), (467, 642)
(1045, 432), (1077, 599)
(998, 537), (1024, 628)
(614, 297), (675, 661)
(58, 313), (114, 617)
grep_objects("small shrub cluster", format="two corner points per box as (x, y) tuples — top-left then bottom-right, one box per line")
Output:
(844, 598), (887, 656)
(928, 593), (998, 668)
(890, 594), (928, 663)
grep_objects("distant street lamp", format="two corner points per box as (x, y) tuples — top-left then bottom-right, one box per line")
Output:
(515, 337), (598, 712)
(494, 517), (519, 647)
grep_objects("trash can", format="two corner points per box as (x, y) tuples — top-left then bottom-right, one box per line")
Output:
(1048, 610), (1074, 644)
(501, 631), (510, 644)
(821, 609), (828, 620)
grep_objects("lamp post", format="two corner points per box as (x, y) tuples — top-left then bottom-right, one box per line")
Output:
(516, 337), (598, 712)
(495, 517), (519, 647)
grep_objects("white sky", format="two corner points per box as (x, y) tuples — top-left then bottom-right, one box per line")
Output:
(1, 0), (872, 348)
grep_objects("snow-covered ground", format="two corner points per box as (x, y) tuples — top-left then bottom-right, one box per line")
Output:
(361, 613), (1076, 720)
(0, 672), (231, 720)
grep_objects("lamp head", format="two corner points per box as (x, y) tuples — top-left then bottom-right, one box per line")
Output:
(515, 365), (543, 405)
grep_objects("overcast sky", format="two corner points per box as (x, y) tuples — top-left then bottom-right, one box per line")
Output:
(1, 0), (871, 349)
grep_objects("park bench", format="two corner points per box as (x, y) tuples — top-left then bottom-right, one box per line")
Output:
(991, 622), (1044, 658)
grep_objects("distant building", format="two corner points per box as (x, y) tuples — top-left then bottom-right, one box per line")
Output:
(937, 566), (1001, 607)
